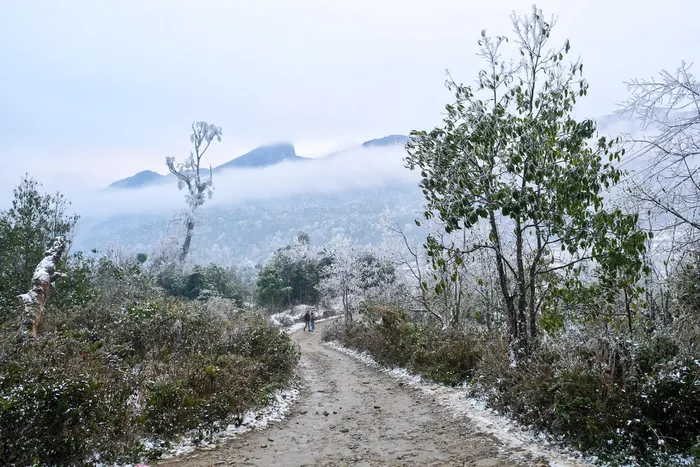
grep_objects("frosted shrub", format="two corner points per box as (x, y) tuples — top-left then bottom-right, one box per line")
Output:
(0, 297), (299, 464)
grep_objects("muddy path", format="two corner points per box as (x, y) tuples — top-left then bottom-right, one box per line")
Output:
(159, 321), (547, 466)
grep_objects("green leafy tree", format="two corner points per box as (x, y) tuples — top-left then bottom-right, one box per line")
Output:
(155, 263), (247, 305)
(255, 245), (321, 309)
(255, 262), (290, 309)
(0, 175), (79, 319)
(405, 6), (648, 356)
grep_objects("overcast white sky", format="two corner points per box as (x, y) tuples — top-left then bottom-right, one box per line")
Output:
(1, 0), (697, 192)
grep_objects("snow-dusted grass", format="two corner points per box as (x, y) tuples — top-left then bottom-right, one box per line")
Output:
(324, 340), (597, 467)
(104, 385), (301, 467)
(161, 385), (301, 458)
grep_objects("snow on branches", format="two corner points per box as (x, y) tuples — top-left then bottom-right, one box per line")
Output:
(18, 236), (68, 337)
(166, 121), (222, 261)
(319, 235), (397, 321)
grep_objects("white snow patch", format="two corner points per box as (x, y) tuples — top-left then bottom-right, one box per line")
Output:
(102, 385), (300, 467)
(269, 305), (331, 327)
(324, 341), (596, 467)
(269, 304), (340, 334)
(282, 316), (341, 335)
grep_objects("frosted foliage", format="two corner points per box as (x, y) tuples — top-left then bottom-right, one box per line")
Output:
(18, 236), (68, 336)
(319, 235), (395, 320)
(165, 121), (222, 261)
(320, 235), (361, 320)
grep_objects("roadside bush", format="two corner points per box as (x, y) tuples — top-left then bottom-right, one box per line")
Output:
(327, 302), (700, 464)
(323, 304), (483, 385)
(475, 328), (700, 464)
(409, 326), (483, 385)
(0, 296), (299, 465)
(0, 333), (138, 465)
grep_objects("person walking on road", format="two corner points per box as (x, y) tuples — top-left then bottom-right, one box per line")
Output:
(303, 310), (311, 332)
(310, 312), (316, 334)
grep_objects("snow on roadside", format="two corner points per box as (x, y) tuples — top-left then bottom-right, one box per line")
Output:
(162, 386), (300, 458)
(270, 304), (328, 327)
(269, 304), (340, 334)
(103, 385), (300, 467)
(324, 340), (596, 467)
(282, 315), (341, 334)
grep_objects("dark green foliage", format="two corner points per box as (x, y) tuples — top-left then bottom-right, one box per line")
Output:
(51, 251), (153, 312)
(255, 262), (290, 309)
(475, 332), (700, 464)
(0, 238), (298, 464)
(0, 175), (79, 319)
(156, 263), (248, 305)
(0, 334), (136, 465)
(255, 246), (321, 309)
(324, 304), (483, 386)
(0, 298), (299, 464)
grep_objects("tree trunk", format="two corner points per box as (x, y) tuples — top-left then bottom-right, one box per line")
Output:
(18, 236), (67, 337)
(489, 213), (517, 346)
(342, 286), (352, 322)
(180, 218), (195, 261)
(515, 219), (528, 355)
(449, 277), (461, 328)
(529, 226), (543, 342)
(624, 288), (634, 336)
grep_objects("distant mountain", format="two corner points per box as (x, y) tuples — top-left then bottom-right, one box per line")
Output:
(109, 143), (304, 189)
(324, 134), (410, 159)
(108, 170), (166, 189)
(214, 143), (305, 171)
(108, 135), (410, 189)
(362, 135), (410, 148)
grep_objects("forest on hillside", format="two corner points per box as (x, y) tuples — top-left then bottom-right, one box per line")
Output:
(2, 5), (700, 466)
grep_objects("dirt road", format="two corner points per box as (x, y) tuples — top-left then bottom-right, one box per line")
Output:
(159, 321), (545, 466)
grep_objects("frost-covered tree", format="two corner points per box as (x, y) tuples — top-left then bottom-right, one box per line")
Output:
(405, 6), (648, 356)
(319, 235), (360, 321)
(379, 210), (495, 329)
(622, 62), (700, 236)
(317, 235), (395, 320)
(0, 175), (78, 319)
(166, 121), (222, 261)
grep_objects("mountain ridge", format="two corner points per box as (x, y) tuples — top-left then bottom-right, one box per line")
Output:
(108, 134), (410, 190)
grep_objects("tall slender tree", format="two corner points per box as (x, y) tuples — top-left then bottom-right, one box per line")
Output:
(166, 121), (222, 261)
(405, 6), (648, 357)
